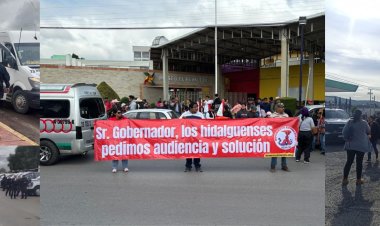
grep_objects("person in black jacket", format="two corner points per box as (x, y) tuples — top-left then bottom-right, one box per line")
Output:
(367, 115), (379, 162)
(212, 94), (221, 110)
(0, 64), (10, 98)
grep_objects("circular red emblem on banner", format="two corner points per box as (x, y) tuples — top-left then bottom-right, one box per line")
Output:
(274, 126), (297, 150)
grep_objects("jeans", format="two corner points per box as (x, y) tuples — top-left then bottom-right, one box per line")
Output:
(271, 157), (287, 168)
(112, 160), (128, 169)
(312, 134), (326, 153)
(367, 140), (379, 160)
(319, 133), (326, 153)
(296, 131), (313, 161)
(343, 150), (364, 179)
(185, 158), (201, 168)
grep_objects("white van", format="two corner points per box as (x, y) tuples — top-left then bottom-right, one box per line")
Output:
(40, 83), (106, 165)
(0, 31), (40, 113)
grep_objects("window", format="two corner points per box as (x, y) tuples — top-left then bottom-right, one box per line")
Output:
(134, 51), (142, 59)
(138, 112), (156, 119)
(157, 112), (167, 119)
(0, 43), (16, 68)
(125, 112), (137, 119)
(14, 43), (40, 65)
(142, 51), (150, 59)
(40, 100), (70, 118)
(168, 111), (178, 119)
(326, 109), (349, 119)
(80, 98), (106, 119)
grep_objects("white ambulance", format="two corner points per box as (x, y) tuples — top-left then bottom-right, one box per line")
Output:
(40, 83), (106, 165)
(0, 31), (40, 113)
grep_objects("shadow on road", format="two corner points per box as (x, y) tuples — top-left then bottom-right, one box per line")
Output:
(331, 186), (374, 226)
(364, 161), (380, 182)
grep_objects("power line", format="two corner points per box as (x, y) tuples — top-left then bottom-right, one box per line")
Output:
(40, 26), (209, 30)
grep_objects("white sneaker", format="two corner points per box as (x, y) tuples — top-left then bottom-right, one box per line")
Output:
(124, 168), (129, 172)
(112, 169), (117, 173)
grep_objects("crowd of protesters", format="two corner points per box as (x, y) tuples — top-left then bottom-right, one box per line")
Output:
(103, 94), (327, 173)
(1, 174), (30, 199)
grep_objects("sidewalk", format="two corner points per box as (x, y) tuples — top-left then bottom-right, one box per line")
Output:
(326, 151), (380, 226)
(0, 122), (38, 146)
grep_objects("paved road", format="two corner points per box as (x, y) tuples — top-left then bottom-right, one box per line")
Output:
(326, 144), (380, 226)
(0, 101), (39, 144)
(0, 190), (40, 226)
(41, 151), (325, 226)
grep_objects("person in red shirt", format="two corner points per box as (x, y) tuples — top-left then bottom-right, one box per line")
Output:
(109, 109), (129, 173)
(104, 97), (112, 114)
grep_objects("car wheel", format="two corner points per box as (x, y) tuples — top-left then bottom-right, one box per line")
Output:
(40, 140), (60, 165)
(34, 186), (40, 196)
(11, 90), (29, 114)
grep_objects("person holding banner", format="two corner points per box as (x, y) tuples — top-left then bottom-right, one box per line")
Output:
(269, 102), (290, 172)
(109, 108), (129, 173)
(179, 102), (205, 172)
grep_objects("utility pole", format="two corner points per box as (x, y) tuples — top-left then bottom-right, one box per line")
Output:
(374, 95), (376, 116)
(368, 88), (373, 116)
(298, 17), (307, 107)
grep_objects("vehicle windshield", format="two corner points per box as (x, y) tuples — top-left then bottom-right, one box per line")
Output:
(168, 111), (179, 119)
(14, 43), (40, 65)
(326, 109), (350, 119)
(80, 98), (106, 119)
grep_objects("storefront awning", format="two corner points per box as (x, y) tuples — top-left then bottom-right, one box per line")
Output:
(325, 79), (358, 92)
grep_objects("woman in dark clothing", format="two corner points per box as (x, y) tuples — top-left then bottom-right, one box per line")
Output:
(296, 107), (316, 163)
(367, 115), (379, 162)
(342, 110), (372, 185)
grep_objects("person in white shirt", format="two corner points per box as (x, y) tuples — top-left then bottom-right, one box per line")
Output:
(180, 102), (205, 172)
(296, 107), (316, 163)
(203, 96), (213, 117)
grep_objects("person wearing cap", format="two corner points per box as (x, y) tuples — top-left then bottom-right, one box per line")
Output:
(109, 108), (129, 173)
(248, 105), (259, 118)
(269, 102), (290, 172)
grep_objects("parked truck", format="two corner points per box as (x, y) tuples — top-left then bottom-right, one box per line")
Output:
(0, 30), (40, 113)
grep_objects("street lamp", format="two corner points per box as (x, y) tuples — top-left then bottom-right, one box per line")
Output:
(299, 16), (306, 107)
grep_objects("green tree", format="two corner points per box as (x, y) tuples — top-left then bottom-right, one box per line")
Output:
(7, 146), (39, 171)
(97, 81), (120, 100)
(72, 53), (79, 59)
(0, 168), (6, 173)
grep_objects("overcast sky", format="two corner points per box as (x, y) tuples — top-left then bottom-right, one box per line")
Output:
(326, 0), (380, 100)
(40, 0), (324, 61)
(0, 147), (15, 171)
(0, 0), (39, 31)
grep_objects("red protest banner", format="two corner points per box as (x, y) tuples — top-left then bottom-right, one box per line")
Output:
(94, 118), (299, 161)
